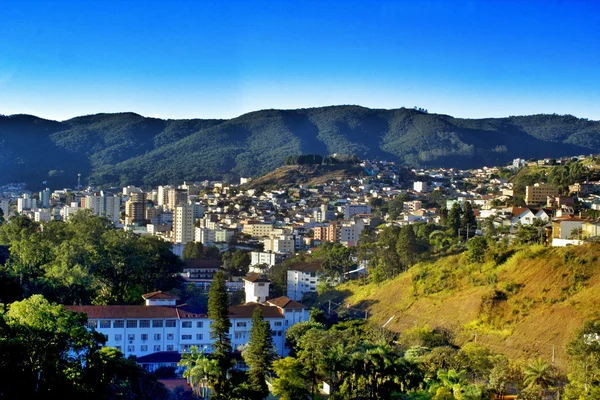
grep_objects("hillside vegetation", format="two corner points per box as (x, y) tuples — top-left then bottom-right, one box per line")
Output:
(246, 164), (364, 189)
(2, 107), (600, 188)
(332, 243), (600, 369)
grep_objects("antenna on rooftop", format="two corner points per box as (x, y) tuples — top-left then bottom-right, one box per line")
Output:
(77, 174), (81, 192)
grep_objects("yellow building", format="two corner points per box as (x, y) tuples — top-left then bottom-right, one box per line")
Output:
(525, 184), (559, 205)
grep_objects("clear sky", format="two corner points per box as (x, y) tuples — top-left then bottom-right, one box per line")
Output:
(1, 0), (599, 121)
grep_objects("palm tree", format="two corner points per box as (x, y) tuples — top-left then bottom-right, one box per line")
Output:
(178, 346), (218, 399)
(523, 358), (554, 397)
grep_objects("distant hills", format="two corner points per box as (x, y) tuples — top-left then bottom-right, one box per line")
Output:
(1, 106), (600, 189)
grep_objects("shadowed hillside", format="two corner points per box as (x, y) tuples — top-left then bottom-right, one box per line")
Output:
(1, 106), (599, 188)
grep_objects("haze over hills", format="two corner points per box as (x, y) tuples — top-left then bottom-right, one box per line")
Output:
(1, 105), (600, 189)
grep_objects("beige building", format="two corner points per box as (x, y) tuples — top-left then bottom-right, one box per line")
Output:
(173, 204), (195, 244)
(525, 184), (559, 205)
(243, 222), (274, 237)
(168, 188), (188, 210)
(263, 235), (295, 253)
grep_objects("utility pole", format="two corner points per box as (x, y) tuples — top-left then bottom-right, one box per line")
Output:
(552, 345), (555, 364)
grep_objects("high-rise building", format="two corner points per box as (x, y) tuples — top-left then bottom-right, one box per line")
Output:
(85, 194), (121, 224)
(17, 194), (37, 213)
(39, 188), (51, 208)
(125, 193), (146, 226)
(0, 199), (10, 219)
(157, 186), (173, 208)
(173, 204), (195, 243)
(168, 188), (188, 210)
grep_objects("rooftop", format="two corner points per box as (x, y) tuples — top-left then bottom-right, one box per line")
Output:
(142, 291), (178, 300)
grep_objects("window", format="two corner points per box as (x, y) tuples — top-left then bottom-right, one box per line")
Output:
(152, 320), (163, 328)
(126, 320), (137, 328)
(234, 332), (243, 339)
(115, 334), (122, 342)
(276, 331), (282, 336)
(182, 321), (192, 328)
(139, 320), (150, 328)
(141, 345), (148, 352)
(113, 320), (124, 328)
(182, 335), (192, 340)
(258, 282), (264, 286)
(196, 321), (203, 328)
(86, 320), (98, 329)
(100, 320), (111, 329)
(154, 333), (161, 341)
(141, 334), (148, 341)
(166, 345), (174, 351)
(274, 321), (282, 327)
(127, 345), (135, 352)
(196, 334), (203, 340)
(128, 334), (135, 341)
(167, 333), (174, 341)
(154, 345), (161, 352)
(236, 322), (247, 328)
(166, 320), (176, 328)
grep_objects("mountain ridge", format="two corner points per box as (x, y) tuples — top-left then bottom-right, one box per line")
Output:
(1, 106), (599, 189)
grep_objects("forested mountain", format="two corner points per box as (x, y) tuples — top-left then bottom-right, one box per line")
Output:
(1, 106), (599, 189)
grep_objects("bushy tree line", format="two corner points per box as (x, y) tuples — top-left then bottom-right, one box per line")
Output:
(0, 295), (169, 400)
(0, 210), (182, 305)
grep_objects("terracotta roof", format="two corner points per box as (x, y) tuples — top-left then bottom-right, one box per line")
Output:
(228, 303), (283, 319)
(65, 305), (207, 319)
(289, 260), (322, 273)
(243, 274), (270, 283)
(266, 296), (306, 310)
(142, 291), (178, 300)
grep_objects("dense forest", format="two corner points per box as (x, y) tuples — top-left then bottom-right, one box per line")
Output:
(1, 107), (600, 189)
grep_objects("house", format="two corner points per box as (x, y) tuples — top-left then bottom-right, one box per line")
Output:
(552, 215), (585, 239)
(287, 260), (322, 301)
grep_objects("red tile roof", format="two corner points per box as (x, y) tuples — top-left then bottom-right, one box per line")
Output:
(243, 274), (270, 283)
(142, 291), (178, 300)
(266, 296), (306, 310)
(228, 303), (283, 319)
(65, 305), (208, 319)
(289, 260), (322, 273)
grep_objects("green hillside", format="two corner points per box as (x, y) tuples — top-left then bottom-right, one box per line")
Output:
(1, 106), (599, 189)
(330, 244), (600, 369)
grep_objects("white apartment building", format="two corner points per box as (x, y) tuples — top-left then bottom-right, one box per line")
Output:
(173, 204), (196, 244)
(17, 194), (37, 213)
(250, 251), (289, 269)
(60, 202), (80, 220)
(67, 291), (309, 359)
(343, 203), (371, 219)
(85, 194), (121, 224)
(287, 261), (322, 301)
(195, 226), (235, 245)
(39, 188), (51, 208)
(413, 181), (429, 193)
(339, 218), (366, 247)
(34, 209), (51, 222)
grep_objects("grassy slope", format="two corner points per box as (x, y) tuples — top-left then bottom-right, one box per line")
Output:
(335, 244), (600, 369)
(246, 164), (364, 189)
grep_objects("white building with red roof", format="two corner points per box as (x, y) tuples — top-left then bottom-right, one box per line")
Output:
(66, 291), (309, 361)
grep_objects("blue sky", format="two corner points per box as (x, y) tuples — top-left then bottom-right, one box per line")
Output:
(1, 0), (599, 121)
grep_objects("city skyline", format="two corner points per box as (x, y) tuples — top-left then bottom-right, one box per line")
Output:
(1, 0), (599, 121)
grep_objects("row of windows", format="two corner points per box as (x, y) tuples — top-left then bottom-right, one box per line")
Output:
(87, 319), (204, 329)
(114, 333), (205, 341)
(117, 344), (175, 353)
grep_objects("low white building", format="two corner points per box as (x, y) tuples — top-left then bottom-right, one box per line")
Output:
(67, 291), (309, 360)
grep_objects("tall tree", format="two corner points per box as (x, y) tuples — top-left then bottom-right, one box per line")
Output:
(208, 270), (232, 398)
(446, 203), (462, 235)
(461, 202), (477, 238)
(182, 242), (204, 260)
(396, 225), (422, 270)
(242, 307), (277, 398)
